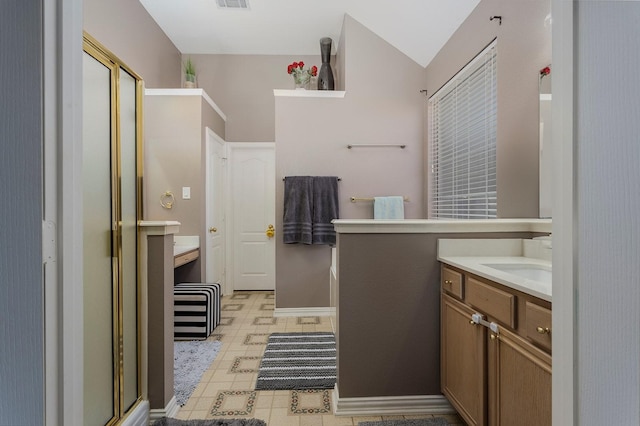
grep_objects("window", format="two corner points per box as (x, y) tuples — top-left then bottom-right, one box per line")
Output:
(429, 41), (497, 219)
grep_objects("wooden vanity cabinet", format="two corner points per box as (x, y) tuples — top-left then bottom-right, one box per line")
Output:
(488, 326), (551, 426)
(441, 264), (552, 426)
(442, 294), (487, 426)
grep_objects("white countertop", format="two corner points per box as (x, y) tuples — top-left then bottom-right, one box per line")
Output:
(332, 218), (551, 234)
(173, 235), (200, 257)
(437, 238), (552, 302)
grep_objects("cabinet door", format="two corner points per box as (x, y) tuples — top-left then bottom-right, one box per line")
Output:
(442, 294), (487, 426)
(489, 327), (551, 426)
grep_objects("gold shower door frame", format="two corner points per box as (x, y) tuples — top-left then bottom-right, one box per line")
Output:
(83, 32), (144, 426)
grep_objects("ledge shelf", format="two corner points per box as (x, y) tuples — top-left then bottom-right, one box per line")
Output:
(274, 89), (346, 98)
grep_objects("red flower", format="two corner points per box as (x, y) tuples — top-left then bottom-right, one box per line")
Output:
(540, 66), (551, 77)
(286, 60), (318, 82)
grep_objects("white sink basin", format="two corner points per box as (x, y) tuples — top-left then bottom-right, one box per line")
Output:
(483, 263), (552, 283)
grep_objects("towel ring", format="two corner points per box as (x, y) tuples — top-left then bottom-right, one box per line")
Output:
(160, 191), (175, 209)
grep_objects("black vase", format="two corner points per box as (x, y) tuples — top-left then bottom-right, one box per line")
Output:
(317, 37), (335, 90)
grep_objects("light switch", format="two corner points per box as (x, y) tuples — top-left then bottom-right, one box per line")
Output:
(182, 187), (191, 200)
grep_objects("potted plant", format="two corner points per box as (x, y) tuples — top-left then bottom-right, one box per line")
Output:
(184, 57), (197, 88)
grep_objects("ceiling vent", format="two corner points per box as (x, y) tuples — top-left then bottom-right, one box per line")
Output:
(216, 0), (250, 9)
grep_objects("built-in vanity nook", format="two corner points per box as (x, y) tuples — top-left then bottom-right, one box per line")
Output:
(173, 236), (200, 268)
(330, 219), (551, 418)
(438, 238), (552, 426)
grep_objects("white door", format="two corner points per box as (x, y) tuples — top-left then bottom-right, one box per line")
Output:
(205, 128), (226, 290)
(229, 143), (276, 291)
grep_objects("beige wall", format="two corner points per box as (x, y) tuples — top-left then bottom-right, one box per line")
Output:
(275, 15), (426, 309)
(84, 0), (181, 88)
(424, 0), (551, 218)
(144, 94), (225, 281)
(187, 54), (336, 142)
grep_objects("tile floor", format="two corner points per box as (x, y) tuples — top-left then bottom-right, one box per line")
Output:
(175, 291), (465, 425)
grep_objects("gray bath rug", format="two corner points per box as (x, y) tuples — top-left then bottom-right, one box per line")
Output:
(255, 332), (336, 390)
(152, 418), (266, 426)
(358, 418), (449, 426)
(174, 340), (222, 406)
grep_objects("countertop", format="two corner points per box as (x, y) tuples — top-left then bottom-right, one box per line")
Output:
(332, 218), (551, 234)
(437, 238), (552, 302)
(173, 235), (200, 257)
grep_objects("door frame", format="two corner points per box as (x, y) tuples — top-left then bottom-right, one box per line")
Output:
(44, 0), (85, 424)
(225, 142), (276, 293)
(205, 128), (227, 293)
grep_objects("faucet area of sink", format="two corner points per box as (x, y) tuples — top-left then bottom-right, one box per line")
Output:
(437, 237), (553, 301)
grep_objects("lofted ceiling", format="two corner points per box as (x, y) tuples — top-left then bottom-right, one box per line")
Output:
(138, 0), (480, 68)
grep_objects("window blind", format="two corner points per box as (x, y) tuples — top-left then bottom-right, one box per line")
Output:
(429, 41), (497, 219)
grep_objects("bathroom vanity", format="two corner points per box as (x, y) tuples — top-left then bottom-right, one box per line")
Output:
(438, 239), (552, 426)
(173, 236), (200, 268)
(330, 220), (551, 416)
(173, 235), (201, 283)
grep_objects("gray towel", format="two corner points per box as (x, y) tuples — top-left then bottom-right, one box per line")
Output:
(312, 176), (339, 246)
(283, 176), (314, 244)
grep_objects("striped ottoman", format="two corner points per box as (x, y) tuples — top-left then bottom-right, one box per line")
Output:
(173, 283), (221, 340)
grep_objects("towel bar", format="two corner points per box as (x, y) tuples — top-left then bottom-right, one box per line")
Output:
(283, 177), (341, 181)
(347, 144), (406, 149)
(350, 196), (409, 203)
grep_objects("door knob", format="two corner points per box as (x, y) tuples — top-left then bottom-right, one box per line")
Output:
(266, 224), (275, 238)
(209, 227), (217, 233)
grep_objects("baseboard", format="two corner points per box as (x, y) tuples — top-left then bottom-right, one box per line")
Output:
(332, 384), (456, 417)
(120, 400), (149, 426)
(149, 396), (180, 424)
(273, 307), (335, 317)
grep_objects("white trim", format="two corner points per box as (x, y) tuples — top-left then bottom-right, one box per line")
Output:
(119, 400), (149, 426)
(139, 220), (181, 235)
(332, 219), (551, 234)
(273, 89), (346, 98)
(205, 127), (228, 294)
(52, 0), (84, 424)
(149, 397), (179, 423)
(145, 88), (227, 122)
(43, 0), (60, 423)
(551, 0), (575, 424)
(332, 385), (455, 417)
(273, 307), (335, 317)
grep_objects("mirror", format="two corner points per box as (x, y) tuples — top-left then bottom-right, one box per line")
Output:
(539, 65), (552, 218)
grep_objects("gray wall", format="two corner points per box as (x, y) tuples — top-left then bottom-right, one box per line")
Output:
(336, 231), (536, 398)
(147, 235), (175, 408)
(0, 1), (45, 424)
(274, 15), (426, 309)
(84, 0), (181, 88)
(575, 2), (640, 424)
(424, 0), (551, 218)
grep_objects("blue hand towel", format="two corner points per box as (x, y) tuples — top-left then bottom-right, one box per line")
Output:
(374, 196), (405, 219)
(283, 176), (314, 244)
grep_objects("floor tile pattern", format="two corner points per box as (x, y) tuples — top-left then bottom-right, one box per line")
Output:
(175, 291), (466, 425)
